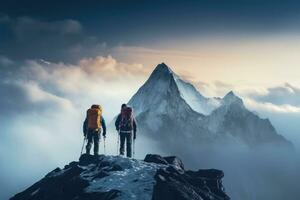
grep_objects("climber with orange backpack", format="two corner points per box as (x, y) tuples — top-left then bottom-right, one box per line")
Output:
(83, 104), (107, 155)
(115, 104), (137, 158)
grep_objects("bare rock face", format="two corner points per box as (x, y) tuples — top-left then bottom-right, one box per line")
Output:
(144, 154), (229, 200)
(10, 154), (230, 200)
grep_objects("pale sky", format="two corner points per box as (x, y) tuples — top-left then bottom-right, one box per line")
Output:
(113, 34), (300, 91)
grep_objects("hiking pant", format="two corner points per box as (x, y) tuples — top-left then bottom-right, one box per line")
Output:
(86, 129), (100, 155)
(119, 131), (132, 158)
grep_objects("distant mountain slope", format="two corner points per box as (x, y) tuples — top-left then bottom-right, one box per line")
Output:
(10, 154), (230, 200)
(128, 63), (292, 148)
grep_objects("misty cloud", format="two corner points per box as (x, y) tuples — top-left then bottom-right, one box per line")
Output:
(222, 83), (300, 115)
(249, 83), (300, 107)
(24, 56), (148, 102)
(0, 81), (73, 116)
(0, 55), (149, 120)
(79, 56), (149, 80)
(188, 81), (300, 115)
(244, 98), (300, 114)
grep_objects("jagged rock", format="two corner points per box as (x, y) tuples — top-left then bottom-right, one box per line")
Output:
(164, 156), (185, 170)
(10, 154), (230, 200)
(152, 166), (229, 200)
(144, 154), (169, 165)
(144, 154), (185, 171)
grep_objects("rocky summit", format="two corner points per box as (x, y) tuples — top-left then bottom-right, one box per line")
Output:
(10, 154), (230, 200)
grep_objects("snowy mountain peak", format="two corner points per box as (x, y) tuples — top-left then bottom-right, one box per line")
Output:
(126, 62), (291, 148)
(154, 62), (173, 73)
(129, 63), (220, 115)
(149, 63), (174, 79)
(222, 91), (243, 106)
(127, 63), (180, 116)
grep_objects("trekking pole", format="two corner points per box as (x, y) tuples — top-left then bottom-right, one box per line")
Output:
(103, 136), (106, 155)
(133, 132), (135, 158)
(117, 130), (120, 155)
(80, 136), (87, 158)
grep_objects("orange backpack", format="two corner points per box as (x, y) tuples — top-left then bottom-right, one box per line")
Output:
(87, 105), (102, 130)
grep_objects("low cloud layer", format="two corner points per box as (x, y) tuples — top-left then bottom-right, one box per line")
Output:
(249, 83), (300, 106)
(0, 54), (151, 199)
(191, 80), (300, 114)
(0, 54), (149, 120)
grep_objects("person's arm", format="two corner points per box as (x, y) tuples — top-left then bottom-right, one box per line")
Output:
(101, 116), (107, 137)
(115, 114), (121, 131)
(83, 118), (88, 137)
(133, 117), (137, 139)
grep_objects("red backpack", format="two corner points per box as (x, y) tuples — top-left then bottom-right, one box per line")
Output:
(120, 107), (133, 131)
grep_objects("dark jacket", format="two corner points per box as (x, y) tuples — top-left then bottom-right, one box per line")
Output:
(83, 116), (106, 137)
(115, 114), (137, 135)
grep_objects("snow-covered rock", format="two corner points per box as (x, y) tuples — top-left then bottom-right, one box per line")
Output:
(10, 154), (230, 200)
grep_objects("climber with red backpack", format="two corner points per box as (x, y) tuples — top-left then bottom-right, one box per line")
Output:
(83, 104), (107, 155)
(115, 104), (137, 158)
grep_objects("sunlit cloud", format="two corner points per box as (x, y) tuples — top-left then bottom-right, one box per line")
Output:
(1, 55), (148, 120)
(244, 98), (300, 114)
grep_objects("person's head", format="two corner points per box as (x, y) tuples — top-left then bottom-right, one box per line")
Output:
(121, 104), (127, 109)
(91, 104), (102, 111)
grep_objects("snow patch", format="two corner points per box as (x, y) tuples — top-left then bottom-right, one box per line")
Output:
(82, 156), (164, 200)
(31, 188), (40, 196)
(174, 74), (220, 115)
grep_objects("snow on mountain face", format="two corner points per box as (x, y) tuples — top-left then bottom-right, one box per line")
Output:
(174, 74), (220, 115)
(222, 91), (243, 107)
(206, 91), (245, 133)
(206, 91), (292, 146)
(128, 63), (219, 116)
(127, 63), (292, 148)
(10, 154), (230, 200)
(127, 63), (208, 139)
(128, 63), (176, 116)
